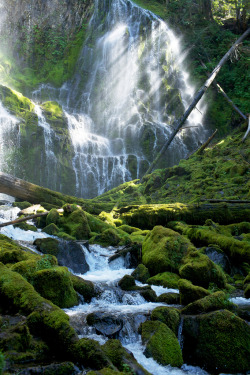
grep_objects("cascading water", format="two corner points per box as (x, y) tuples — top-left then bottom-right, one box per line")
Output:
(65, 243), (209, 375)
(26, 0), (206, 198)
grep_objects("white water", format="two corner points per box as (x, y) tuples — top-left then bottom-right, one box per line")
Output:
(65, 244), (208, 375)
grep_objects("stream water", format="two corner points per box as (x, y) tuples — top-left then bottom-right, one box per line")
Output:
(1, 198), (249, 375)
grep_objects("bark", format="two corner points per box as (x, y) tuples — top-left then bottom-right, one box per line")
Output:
(196, 129), (218, 155)
(0, 212), (48, 228)
(242, 114), (250, 142)
(142, 27), (250, 178)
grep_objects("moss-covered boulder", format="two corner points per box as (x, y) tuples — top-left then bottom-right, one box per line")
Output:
(41, 101), (67, 130)
(142, 226), (194, 275)
(0, 234), (33, 264)
(42, 223), (60, 235)
(182, 310), (250, 373)
(72, 338), (109, 370)
(33, 267), (78, 308)
(70, 275), (95, 303)
(181, 291), (235, 315)
(46, 208), (61, 226)
(147, 271), (180, 289)
(140, 320), (183, 367)
(179, 250), (226, 289)
(156, 292), (180, 304)
(178, 279), (210, 305)
(151, 306), (180, 335)
(139, 288), (157, 302)
(243, 273), (250, 298)
(118, 275), (136, 291)
(102, 339), (150, 375)
(90, 228), (121, 246)
(34, 238), (60, 257)
(62, 208), (91, 240)
(131, 264), (150, 283)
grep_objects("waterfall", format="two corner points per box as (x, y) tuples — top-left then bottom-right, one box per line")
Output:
(28, 0), (206, 198)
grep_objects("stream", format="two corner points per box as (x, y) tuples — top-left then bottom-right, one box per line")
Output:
(1, 195), (249, 375)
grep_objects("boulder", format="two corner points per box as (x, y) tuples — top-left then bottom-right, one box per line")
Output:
(151, 306), (180, 335)
(178, 279), (210, 305)
(147, 272), (180, 289)
(182, 310), (250, 373)
(156, 292), (180, 304)
(179, 250), (226, 289)
(140, 320), (183, 367)
(132, 264), (150, 283)
(243, 273), (250, 298)
(142, 226), (194, 275)
(87, 313), (123, 337)
(203, 246), (231, 273)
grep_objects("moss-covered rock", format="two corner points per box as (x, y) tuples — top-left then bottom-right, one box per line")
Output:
(178, 279), (210, 305)
(46, 208), (61, 226)
(182, 310), (250, 373)
(147, 272), (180, 289)
(70, 274), (95, 302)
(72, 338), (109, 370)
(142, 226), (194, 275)
(90, 228), (121, 246)
(140, 320), (183, 367)
(33, 267), (78, 308)
(34, 238), (60, 257)
(151, 306), (180, 335)
(181, 291), (235, 315)
(179, 250), (226, 289)
(243, 273), (250, 298)
(62, 208), (91, 240)
(156, 292), (180, 304)
(131, 264), (150, 283)
(42, 223), (60, 235)
(118, 275), (136, 291)
(118, 224), (141, 234)
(0, 234), (33, 264)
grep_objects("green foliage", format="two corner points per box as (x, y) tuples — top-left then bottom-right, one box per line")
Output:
(0, 351), (4, 375)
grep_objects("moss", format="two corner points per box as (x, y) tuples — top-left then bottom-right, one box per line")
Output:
(0, 234), (33, 264)
(70, 275), (95, 303)
(178, 279), (210, 305)
(13, 222), (38, 232)
(131, 264), (150, 283)
(34, 238), (60, 257)
(33, 267), (78, 308)
(46, 208), (60, 226)
(118, 275), (136, 291)
(61, 208), (91, 240)
(42, 223), (60, 235)
(140, 320), (183, 367)
(156, 293), (180, 304)
(72, 338), (109, 370)
(118, 224), (141, 234)
(12, 201), (32, 210)
(243, 273), (250, 298)
(41, 101), (67, 130)
(0, 85), (35, 121)
(181, 291), (235, 315)
(90, 228), (122, 246)
(142, 226), (194, 275)
(147, 272), (180, 289)
(151, 306), (180, 335)
(183, 310), (250, 373)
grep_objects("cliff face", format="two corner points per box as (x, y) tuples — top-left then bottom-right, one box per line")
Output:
(0, 0), (94, 88)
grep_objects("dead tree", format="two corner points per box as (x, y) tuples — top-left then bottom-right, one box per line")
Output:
(143, 27), (250, 178)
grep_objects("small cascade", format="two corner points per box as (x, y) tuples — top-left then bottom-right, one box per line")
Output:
(178, 316), (184, 350)
(65, 244), (208, 375)
(34, 104), (58, 190)
(0, 101), (20, 173)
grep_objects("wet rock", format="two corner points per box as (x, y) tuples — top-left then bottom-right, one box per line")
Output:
(204, 246), (231, 274)
(156, 292), (180, 304)
(151, 306), (180, 335)
(243, 273), (250, 299)
(182, 310), (250, 373)
(139, 288), (157, 302)
(87, 313), (123, 337)
(118, 275), (136, 291)
(132, 264), (150, 283)
(178, 279), (210, 305)
(16, 362), (78, 375)
(34, 238), (89, 274)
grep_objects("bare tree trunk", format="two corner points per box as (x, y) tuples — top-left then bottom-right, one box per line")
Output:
(142, 27), (250, 178)
(196, 129), (218, 155)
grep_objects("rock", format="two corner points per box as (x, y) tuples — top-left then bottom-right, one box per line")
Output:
(156, 292), (180, 304)
(132, 264), (150, 283)
(181, 291), (236, 315)
(147, 271), (180, 289)
(15, 362), (78, 375)
(70, 275), (95, 302)
(72, 338), (109, 370)
(118, 275), (136, 291)
(34, 238), (89, 274)
(204, 246), (231, 273)
(151, 306), (180, 335)
(178, 279), (210, 305)
(182, 310), (250, 373)
(62, 207), (91, 240)
(139, 288), (157, 302)
(87, 313), (123, 337)
(142, 226), (194, 275)
(140, 321), (183, 367)
(33, 267), (79, 308)
(179, 250), (226, 289)
(42, 223), (60, 235)
(243, 273), (250, 298)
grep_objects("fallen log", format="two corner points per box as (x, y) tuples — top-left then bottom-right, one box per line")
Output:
(0, 212), (48, 228)
(143, 27), (250, 178)
(0, 172), (111, 214)
(116, 203), (250, 228)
